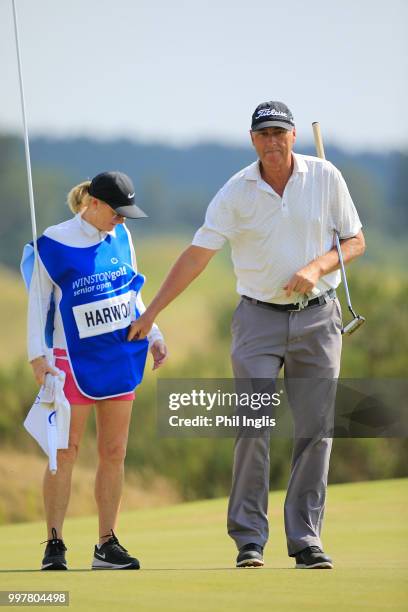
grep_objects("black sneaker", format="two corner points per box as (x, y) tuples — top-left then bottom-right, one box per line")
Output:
(295, 546), (333, 569)
(92, 530), (140, 570)
(236, 543), (264, 568)
(41, 528), (67, 571)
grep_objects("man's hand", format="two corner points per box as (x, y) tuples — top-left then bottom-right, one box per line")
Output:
(150, 340), (168, 370)
(283, 231), (366, 298)
(283, 261), (321, 297)
(30, 356), (58, 386)
(128, 311), (155, 341)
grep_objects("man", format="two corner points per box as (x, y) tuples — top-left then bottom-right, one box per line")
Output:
(128, 101), (365, 569)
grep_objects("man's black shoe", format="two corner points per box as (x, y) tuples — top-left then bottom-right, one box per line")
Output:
(41, 528), (67, 570)
(295, 546), (333, 569)
(236, 543), (264, 568)
(92, 530), (140, 570)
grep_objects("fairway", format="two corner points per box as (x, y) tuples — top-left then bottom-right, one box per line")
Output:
(0, 479), (407, 610)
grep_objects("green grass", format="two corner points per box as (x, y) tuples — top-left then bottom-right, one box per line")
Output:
(1, 479), (407, 611)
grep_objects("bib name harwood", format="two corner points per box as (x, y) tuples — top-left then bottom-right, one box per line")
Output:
(73, 290), (134, 339)
(84, 300), (131, 328)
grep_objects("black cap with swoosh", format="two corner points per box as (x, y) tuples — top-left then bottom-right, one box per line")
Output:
(88, 171), (147, 219)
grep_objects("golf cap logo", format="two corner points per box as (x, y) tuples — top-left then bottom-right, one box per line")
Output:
(255, 108), (289, 120)
(251, 101), (295, 130)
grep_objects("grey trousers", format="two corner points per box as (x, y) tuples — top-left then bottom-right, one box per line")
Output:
(227, 296), (342, 556)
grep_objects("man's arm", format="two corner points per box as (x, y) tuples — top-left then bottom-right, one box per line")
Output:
(127, 245), (217, 340)
(284, 230), (366, 297)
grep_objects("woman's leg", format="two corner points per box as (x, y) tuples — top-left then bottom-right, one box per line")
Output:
(43, 404), (93, 539)
(94, 400), (133, 544)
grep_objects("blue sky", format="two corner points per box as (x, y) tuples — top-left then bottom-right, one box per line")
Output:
(1, 0), (407, 150)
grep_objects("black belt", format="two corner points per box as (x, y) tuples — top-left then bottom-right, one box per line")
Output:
(242, 289), (336, 312)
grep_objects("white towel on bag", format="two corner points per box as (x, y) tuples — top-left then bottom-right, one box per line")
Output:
(24, 367), (71, 473)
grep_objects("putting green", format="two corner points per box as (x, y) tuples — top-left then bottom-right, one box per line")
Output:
(1, 479), (407, 611)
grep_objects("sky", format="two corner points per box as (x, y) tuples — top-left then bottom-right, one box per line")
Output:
(1, 0), (407, 151)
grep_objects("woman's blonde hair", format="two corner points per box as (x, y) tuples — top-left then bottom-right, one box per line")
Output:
(67, 180), (92, 214)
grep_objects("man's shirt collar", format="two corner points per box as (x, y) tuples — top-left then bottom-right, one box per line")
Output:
(244, 153), (308, 183)
(292, 153), (308, 174)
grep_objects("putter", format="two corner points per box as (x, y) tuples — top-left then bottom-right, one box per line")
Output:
(312, 122), (366, 335)
(333, 230), (365, 335)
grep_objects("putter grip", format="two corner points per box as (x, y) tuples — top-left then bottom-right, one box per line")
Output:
(312, 122), (326, 160)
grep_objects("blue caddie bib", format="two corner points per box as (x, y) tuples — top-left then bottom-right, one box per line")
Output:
(32, 224), (149, 399)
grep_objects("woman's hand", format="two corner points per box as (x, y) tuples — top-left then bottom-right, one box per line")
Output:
(150, 340), (168, 370)
(30, 356), (58, 386)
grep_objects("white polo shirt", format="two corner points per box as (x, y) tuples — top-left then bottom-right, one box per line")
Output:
(192, 153), (362, 304)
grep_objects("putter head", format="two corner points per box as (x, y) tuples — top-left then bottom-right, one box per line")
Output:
(342, 315), (366, 335)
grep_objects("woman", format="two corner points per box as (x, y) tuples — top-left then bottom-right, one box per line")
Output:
(25, 171), (167, 571)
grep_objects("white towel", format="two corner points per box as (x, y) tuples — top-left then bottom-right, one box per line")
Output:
(24, 369), (71, 474)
